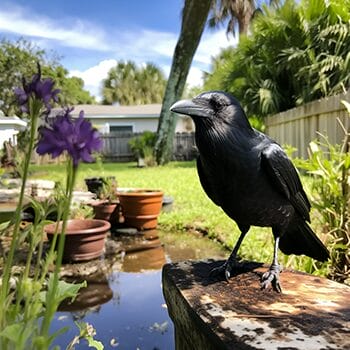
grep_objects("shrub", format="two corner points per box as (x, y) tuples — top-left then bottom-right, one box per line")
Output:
(128, 131), (157, 166)
(295, 102), (350, 284)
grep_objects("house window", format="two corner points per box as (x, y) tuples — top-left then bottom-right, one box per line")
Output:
(110, 125), (133, 133)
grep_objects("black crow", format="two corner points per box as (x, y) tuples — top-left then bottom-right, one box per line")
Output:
(170, 91), (329, 292)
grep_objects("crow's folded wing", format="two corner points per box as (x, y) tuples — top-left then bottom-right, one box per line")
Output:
(197, 156), (222, 206)
(261, 143), (311, 222)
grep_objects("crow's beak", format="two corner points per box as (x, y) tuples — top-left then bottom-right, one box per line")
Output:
(170, 99), (212, 118)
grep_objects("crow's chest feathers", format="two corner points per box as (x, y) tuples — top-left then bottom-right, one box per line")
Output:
(198, 137), (261, 206)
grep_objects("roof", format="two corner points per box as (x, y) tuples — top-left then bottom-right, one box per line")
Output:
(51, 104), (162, 119)
(0, 116), (27, 129)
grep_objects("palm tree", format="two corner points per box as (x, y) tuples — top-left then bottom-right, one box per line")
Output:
(154, 0), (212, 165)
(208, 0), (256, 35)
(155, 0), (259, 164)
(204, 0), (350, 117)
(102, 61), (138, 105)
(102, 61), (166, 105)
(138, 63), (166, 104)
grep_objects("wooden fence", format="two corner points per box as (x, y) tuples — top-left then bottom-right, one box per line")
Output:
(31, 132), (197, 164)
(32, 132), (197, 164)
(265, 90), (350, 158)
(102, 132), (197, 161)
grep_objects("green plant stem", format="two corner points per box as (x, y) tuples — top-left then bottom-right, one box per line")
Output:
(13, 230), (36, 316)
(38, 204), (64, 285)
(34, 229), (45, 281)
(0, 100), (40, 327)
(40, 160), (77, 343)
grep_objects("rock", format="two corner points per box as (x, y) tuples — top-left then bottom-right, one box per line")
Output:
(114, 227), (139, 235)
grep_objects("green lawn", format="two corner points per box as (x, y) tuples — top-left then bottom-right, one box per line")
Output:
(29, 161), (326, 275)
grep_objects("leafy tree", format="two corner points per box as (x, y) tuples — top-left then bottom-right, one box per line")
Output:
(0, 38), (45, 115)
(101, 61), (166, 105)
(204, 0), (350, 117)
(43, 65), (95, 106)
(0, 38), (95, 116)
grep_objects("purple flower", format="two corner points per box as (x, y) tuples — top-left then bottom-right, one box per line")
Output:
(14, 64), (60, 113)
(36, 109), (103, 167)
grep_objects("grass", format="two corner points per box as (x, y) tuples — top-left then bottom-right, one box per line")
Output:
(29, 160), (328, 276)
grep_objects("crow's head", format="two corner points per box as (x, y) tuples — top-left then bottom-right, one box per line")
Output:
(170, 91), (251, 130)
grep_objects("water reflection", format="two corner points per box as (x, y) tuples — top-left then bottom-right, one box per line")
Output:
(122, 246), (166, 273)
(51, 230), (227, 349)
(58, 273), (114, 313)
(0, 202), (17, 222)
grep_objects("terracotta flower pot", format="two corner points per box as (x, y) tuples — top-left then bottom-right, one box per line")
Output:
(44, 219), (111, 262)
(91, 201), (118, 222)
(117, 189), (163, 230)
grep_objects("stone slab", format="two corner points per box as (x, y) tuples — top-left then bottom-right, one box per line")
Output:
(162, 260), (350, 350)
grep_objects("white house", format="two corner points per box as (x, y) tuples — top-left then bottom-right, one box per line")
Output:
(0, 112), (27, 146)
(63, 104), (194, 134)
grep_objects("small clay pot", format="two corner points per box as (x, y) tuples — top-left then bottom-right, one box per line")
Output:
(44, 219), (111, 262)
(92, 201), (118, 221)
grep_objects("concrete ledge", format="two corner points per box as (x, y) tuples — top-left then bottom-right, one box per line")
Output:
(162, 260), (350, 350)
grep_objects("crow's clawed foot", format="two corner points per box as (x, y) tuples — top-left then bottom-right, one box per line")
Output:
(261, 264), (282, 293)
(209, 259), (242, 282)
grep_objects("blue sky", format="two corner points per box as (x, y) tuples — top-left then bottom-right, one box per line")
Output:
(0, 1), (236, 100)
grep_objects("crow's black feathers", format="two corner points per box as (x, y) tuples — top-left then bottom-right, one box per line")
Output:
(171, 91), (329, 263)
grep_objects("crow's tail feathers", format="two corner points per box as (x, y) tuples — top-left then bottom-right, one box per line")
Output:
(279, 219), (329, 262)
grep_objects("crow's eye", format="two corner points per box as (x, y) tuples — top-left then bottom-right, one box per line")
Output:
(210, 99), (225, 112)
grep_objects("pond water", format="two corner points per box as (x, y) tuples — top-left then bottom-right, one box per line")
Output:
(50, 230), (228, 350)
(0, 202), (17, 222)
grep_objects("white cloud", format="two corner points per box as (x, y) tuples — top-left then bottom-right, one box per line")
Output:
(70, 28), (235, 99)
(186, 66), (205, 87)
(70, 59), (117, 87)
(0, 2), (235, 100)
(194, 29), (237, 66)
(188, 29), (236, 87)
(0, 5), (110, 51)
(70, 59), (118, 101)
(0, 3), (178, 59)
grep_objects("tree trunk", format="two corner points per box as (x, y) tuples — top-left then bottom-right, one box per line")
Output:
(155, 0), (212, 165)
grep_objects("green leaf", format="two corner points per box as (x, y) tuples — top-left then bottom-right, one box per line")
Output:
(86, 337), (104, 350)
(344, 154), (350, 168)
(309, 169), (326, 177)
(73, 322), (104, 349)
(0, 322), (33, 349)
(0, 324), (23, 343)
(47, 274), (86, 305)
(55, 279), (86, 304)
(332, 243), (348, 250)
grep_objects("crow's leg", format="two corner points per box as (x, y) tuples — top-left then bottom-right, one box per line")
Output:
(209, 227), (248, 282)
(261, 236), (282, 293)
